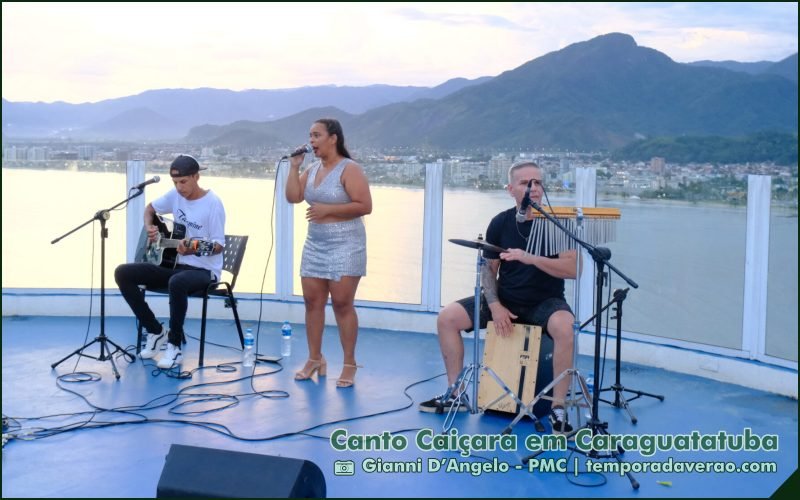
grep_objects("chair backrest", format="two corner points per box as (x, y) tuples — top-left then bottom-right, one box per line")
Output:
(221, 235), (248, 289)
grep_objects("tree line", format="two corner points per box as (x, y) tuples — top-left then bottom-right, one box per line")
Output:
(612, 132), (798, 165)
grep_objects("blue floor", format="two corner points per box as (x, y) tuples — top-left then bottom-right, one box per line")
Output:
(2, 315), (797, 498)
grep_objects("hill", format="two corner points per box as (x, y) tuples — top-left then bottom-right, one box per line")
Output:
(611, 131), (798, 165)
(192, 33), (797, 151)
(1, 77), (487, 140)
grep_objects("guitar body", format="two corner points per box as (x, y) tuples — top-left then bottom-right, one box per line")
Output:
(138, 215), (186, 268)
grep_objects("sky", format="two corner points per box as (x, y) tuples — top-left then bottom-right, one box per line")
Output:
(2, 2), (797, 104)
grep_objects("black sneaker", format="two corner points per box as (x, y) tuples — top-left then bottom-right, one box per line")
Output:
(418, 393), (469, 413)
(549, 406), (573, 434)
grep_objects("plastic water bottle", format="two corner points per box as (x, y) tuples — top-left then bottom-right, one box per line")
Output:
(242, 328), (255, 368)
(281, 321), (292, 357)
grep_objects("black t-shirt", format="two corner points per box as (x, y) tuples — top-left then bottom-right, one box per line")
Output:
(484, 207), (566, 308)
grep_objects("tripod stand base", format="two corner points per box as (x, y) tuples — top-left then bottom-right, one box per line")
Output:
(52, 334), (135, 380)
(522, 420), (640, 490)
(439, 362), (540, 432)
(501, 367), (591, 436)
(599, 384), (664, 425)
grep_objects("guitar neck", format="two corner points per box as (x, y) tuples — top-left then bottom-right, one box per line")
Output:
(156, 237), (215, 255)
(159, 238), (187, 249)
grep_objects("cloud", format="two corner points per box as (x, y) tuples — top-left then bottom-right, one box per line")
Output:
(2, 2), (797, 103)
(393, 6), (535, 32)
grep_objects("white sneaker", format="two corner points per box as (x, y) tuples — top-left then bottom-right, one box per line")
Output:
(140, 328), (168, 359)
(157, 343), (183, 369)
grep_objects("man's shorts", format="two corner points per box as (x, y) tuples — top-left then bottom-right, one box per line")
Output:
(455, 295), (572, 335)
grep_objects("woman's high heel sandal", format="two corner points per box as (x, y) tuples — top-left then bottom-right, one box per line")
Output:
(295, 357), (327, 380)
(336, 363), (362, 388)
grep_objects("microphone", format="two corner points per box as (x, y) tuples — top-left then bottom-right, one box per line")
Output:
(516, 179), (533, 223)
(134, 176), (160, 190)
(283, 144), (312, 159)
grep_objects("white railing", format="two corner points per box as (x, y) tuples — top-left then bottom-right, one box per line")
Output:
(2, 162), (796, 394)
(114, 164), (796, 367)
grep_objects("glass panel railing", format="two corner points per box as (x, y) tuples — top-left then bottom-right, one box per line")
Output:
(766, 199), (798, 362)
(604, 199), (746, 350)
(441, 189), (508, 306)
(2, 164), (129, 289)
(291, 162), (425, 304)
(0, 162), (279, 294)
(3, 161), (790, 364)
(192, 171), (278, 295)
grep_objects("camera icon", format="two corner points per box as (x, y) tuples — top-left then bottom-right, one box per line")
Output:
(334, 460), (355, 476)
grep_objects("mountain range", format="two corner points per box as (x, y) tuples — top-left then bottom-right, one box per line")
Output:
(187, 34), (797, 151)
(2, 33), (796, 151)
(688, 53), (798, 83)
(1, 78), (490, 140)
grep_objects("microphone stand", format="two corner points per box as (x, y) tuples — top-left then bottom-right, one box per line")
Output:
(520, 202), (640, 489)
(50, 188), (144, 379)
(579, 288), (664, 424)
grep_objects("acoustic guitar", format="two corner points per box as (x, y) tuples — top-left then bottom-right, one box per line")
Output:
(137, 214), (214, 268)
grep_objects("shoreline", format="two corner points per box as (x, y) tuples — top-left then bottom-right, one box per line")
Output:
(3, 163), (797, 211)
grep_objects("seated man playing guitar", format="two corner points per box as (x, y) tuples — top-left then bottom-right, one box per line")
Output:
(115, 154), (226, 369)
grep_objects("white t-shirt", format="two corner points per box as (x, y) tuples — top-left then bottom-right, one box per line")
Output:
(151, 189), (226, 280)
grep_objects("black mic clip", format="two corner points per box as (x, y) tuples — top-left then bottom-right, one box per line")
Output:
(516, 179), (534, 223)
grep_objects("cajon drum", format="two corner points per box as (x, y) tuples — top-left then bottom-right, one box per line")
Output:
(478, 321), (553, 418)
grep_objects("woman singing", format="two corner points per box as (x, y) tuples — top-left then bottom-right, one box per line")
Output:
(285, 118), (372, 388)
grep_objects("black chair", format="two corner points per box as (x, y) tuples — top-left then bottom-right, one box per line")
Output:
(137, 235), (248, 367)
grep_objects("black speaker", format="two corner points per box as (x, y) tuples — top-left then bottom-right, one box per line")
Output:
(157, 444), (326, 498)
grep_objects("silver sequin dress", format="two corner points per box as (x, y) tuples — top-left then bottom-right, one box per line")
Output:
(300, 159), (367, 281)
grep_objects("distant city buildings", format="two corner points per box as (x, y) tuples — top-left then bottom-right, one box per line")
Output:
(650, 156), (666, 175)
(3, 146), (19, 161)
(1, 140), (796, 202)
(77, 145), (96, 160)
(27, 146), (48, 161)
(488, 154), (512, 184)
